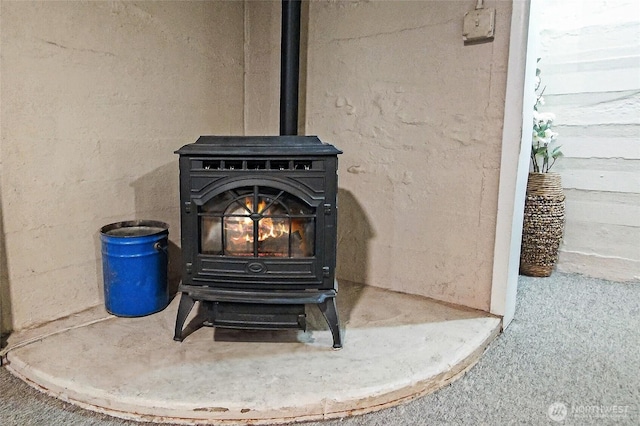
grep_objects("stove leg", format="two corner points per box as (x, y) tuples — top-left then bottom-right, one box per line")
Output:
(174, 293), (196, 342)
(319, 297), (342, 349)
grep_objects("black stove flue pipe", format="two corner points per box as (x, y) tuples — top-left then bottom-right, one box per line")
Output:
(280, 0), (302, 136)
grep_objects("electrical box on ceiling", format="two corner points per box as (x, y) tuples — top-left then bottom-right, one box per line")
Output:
(463, 7), (496, 42)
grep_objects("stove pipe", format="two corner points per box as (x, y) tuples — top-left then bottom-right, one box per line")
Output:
(279, 0), (302, 136)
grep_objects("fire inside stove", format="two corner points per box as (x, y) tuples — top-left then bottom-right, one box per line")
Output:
(201, 186), (315, 258)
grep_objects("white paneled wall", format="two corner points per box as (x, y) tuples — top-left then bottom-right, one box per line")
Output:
(538, 0), (640, 280)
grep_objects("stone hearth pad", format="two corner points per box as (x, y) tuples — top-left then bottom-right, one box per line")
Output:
(4, 281), (500, 424)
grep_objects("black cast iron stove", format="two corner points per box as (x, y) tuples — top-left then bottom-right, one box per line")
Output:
(173, 135), (343, 348)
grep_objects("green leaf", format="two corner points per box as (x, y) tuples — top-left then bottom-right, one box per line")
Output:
(534, 146), (548, 157)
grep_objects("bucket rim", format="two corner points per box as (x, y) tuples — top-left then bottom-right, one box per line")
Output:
(100, 220), (168, 237)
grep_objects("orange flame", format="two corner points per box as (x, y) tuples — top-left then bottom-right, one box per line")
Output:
(226, 198), (289, 251)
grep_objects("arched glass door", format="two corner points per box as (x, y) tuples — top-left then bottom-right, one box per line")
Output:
(199, 186), (315, 258)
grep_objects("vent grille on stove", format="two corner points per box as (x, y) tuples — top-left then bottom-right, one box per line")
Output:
(200, 159), (315, 171)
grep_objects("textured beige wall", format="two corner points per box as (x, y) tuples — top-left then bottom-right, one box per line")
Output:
(0, 1), (244, 330)
(0, 3), (10, 335)
(1, 0), (515, 331)
(304, 0), (512, 311)
(244, 0), (281, 136)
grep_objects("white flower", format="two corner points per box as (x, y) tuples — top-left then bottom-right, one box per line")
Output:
(533, 110), (542, 123)
(531, 63), (562, 172)
(533, 132), (548, 144)
(544, 129), (558, 140)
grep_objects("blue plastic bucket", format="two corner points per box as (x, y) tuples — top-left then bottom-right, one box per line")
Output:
(100, 220), (169, 317)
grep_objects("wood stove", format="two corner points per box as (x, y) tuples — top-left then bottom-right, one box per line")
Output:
(173, 135), (343, 348)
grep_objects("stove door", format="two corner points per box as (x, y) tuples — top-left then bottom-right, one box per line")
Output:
(192, 184), (325, 289)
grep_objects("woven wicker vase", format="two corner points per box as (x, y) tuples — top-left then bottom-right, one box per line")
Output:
(520, 172), (565, 277)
